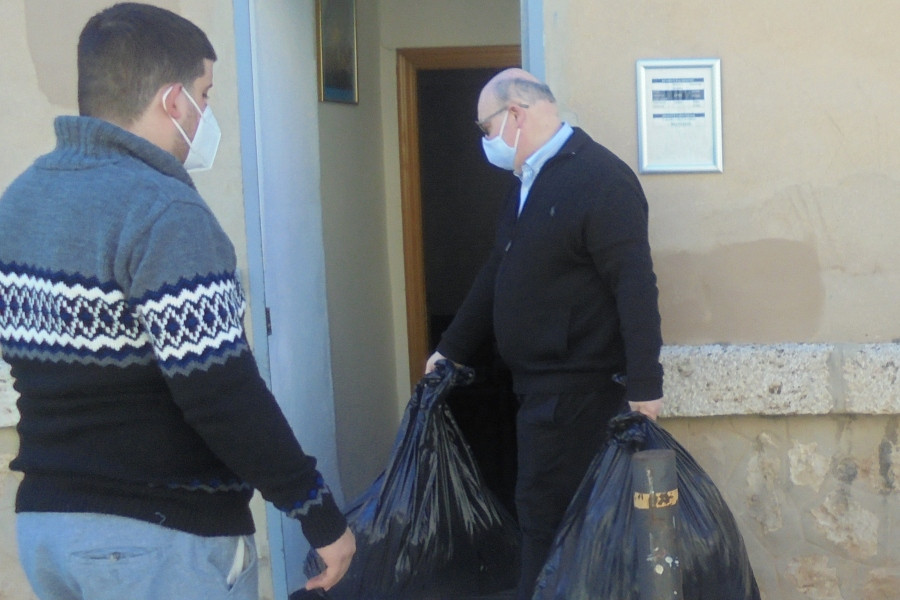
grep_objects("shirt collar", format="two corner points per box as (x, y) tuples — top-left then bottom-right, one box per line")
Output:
(517, 122), (574, 183)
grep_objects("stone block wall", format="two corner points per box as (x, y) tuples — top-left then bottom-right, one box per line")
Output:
(660, 344), (900, 600)
(664, 414), (898, 600)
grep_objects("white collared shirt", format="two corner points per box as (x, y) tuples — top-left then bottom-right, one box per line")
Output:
(516, 122), (574, 216)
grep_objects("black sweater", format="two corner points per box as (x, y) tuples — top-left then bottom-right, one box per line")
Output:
(437, 128), (663, 400)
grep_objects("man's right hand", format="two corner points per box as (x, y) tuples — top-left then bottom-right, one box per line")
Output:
(424, 351), (446, 374)
(305, 526), (356, 592)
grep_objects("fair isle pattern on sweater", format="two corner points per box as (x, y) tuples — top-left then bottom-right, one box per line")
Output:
(138, 273), (247, 376)
(0, 260), (247, 376)
(0, 262), (146, 365)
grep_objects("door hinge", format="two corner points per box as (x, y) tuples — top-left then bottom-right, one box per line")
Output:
(265, 307), (273, 336)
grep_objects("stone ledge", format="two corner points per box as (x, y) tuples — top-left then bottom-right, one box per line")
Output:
(662, 343), (900, 417)
(2, 344), (899, 424)
(841, 344), (900, 415)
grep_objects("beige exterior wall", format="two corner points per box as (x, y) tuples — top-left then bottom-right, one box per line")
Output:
(543, 1), (900, 598)
(543, 1), (900, 345)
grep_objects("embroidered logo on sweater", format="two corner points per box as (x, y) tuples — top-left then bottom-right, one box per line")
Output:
(0, 261), (247, 375)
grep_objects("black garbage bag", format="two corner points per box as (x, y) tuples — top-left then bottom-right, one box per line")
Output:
(304, 360), (521, 600)
(533, 412), (760, 600)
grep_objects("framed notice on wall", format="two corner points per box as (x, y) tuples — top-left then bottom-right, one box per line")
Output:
(636, 58), (722, 173)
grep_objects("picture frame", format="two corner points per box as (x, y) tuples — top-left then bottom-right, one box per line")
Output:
(636, 58), (722, 173)
(315, 0), (358, 104)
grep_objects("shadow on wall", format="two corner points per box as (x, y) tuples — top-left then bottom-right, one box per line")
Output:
(656, 239), (824, 344)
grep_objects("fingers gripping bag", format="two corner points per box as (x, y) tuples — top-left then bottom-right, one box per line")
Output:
(533, 412), (760, 600)
(304, 360), (520, 599)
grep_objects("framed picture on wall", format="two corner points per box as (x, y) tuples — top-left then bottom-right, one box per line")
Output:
(636, 58), (722, 173)
(315, 0), (358, 104)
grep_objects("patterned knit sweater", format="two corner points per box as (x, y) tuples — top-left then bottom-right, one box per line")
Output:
(0, 116), (346, 547)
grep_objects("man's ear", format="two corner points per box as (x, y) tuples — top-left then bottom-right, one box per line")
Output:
(159, 83), (185, 119)
(509, 103), (527, 126)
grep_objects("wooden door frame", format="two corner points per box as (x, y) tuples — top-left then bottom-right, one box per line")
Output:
(397, 45), (521, 386)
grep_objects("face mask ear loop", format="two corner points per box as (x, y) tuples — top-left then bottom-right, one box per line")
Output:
(162, 85), (195, 147)
(161, 85), (174, 112)
(493, 109), (509, 140)
(182, 90), (203, 116)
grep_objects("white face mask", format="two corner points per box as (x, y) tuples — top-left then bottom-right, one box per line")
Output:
(162, 85), (221, 172)
(481, 109), (520, 171)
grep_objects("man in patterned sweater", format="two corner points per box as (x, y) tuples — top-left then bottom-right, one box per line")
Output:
(0, 4), (354, 599)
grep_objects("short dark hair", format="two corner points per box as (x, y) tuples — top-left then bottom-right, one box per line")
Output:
(77, 3), (216, 124)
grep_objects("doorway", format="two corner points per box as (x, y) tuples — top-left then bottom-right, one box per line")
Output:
(397, 45), (519, 379)
(397, 45), (520, 513)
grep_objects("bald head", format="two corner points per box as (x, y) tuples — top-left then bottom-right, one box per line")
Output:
(480, 68), (556, 108)
(477, 68), (564, 171)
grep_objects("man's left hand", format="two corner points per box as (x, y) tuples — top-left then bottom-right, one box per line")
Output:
(629, 397), (664, 421)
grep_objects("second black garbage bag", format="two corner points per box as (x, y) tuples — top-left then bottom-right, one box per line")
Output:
(532, 412), (761, 600)
(304, 360), (521, 599)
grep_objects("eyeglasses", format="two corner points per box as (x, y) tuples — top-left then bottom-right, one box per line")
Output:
(475, 103), (529, 137)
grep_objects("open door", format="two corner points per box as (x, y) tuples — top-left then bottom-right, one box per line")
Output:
(397, 45), (520, 383)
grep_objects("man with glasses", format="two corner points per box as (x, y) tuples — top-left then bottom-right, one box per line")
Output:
(426, 68), (664, 598)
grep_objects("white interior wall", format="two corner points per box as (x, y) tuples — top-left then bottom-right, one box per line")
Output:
(316, 0), (398, 500)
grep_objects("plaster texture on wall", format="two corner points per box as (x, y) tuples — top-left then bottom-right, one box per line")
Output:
(542, 0), (900, 349)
